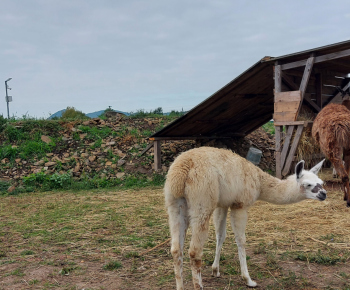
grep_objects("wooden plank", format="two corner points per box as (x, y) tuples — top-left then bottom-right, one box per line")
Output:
(275, 126), (282, 179)
(299, 55), (315, 98)
(149, 136), (239, 141)
(274, 101), (300, 112)
(275, 91), (302, 102)
(303, 94), (321, 112)
(282, 125), (304, 176)
(274, 121), (313, 127)
(274, 64), (282, 94)
(140, 141), (154, 156)
(281, 59), (309, 70)
(274, 91), (301, 122)
(280, 125), (295, 171)
(281, 48), (350, 70)
(154, 140), (161, 171)
(273, 111), (298, 122)
(316, 48), (350, 63)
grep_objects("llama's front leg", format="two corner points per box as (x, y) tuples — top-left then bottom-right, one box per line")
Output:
(168, 198), (189, 290)
(230, 209), (257, 288)
(188, 214), (211, 290)
(212, 207), (228, 277)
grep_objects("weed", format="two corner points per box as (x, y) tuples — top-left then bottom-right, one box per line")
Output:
(59, 266), (76, 275)
(157, 274), (174, 286)
(0, 115), (7, 133)
(295, 249), (345, 265)
(10, 268), (24, 276)
(254, 242), (267, 254)
(125, 251), (140, 258)
(262, 121), (275, 135)
(0, 180), (10, 193)
(29, 279), (39, 285)
(21, 250), (34, 256)
(103, 261), (122, 270)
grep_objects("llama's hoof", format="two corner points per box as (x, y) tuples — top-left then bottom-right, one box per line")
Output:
(347, 202), (350, 207)
(247, 280), (258, 288)
(211, 267), (220, 277)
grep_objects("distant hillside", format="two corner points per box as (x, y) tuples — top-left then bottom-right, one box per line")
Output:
(86, 110), (130, 118)
(48, 109), (66, 119)
(48, 109), (130, 119)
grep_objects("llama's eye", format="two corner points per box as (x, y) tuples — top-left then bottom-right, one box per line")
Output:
(307, 184), (311, 187)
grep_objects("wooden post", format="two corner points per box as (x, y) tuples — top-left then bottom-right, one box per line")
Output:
(297, 54), (315, 117)
(274, 62), (282, 179)
(280, 125), (295, 170)
(282, 125), (304, 176)
(315, 73), (323, 109)
(275, 126), (282, 179)
(274, 64), (282, 98)
(154, 140), (161, 171)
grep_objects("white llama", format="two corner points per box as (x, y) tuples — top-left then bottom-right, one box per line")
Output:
(164, 147), (326, 289)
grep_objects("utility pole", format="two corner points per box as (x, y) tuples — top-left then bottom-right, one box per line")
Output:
(5, 78), (12, 119)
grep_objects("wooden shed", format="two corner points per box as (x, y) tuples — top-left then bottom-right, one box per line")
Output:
(150, 40), (350, 178)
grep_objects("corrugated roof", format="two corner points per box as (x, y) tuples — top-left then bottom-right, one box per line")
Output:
(152, 40), (350, 139)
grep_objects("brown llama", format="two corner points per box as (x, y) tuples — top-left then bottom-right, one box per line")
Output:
(312, 100), (350, 207)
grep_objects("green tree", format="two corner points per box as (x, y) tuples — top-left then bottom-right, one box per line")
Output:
(61, 107), (89, 120)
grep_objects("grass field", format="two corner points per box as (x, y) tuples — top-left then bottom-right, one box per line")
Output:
(1, 175), (350, 289)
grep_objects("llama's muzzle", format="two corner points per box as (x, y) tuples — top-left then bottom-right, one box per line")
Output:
(316, 190), (327, 201)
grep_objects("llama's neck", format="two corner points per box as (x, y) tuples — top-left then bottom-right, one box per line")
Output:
(258, 171), (304, 205)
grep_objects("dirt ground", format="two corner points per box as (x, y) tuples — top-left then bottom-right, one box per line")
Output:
(0, 169), (350, 290)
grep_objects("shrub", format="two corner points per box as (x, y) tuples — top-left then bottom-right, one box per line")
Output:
(152, 107), (163, 115)
(0, 115), (7, 133)
(0, 145), (18, 161)
(61, 107), (89, 120)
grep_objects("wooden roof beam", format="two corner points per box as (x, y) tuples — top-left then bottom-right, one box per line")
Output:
(149, 135), (244, 141)
(281, 48), (350, 70)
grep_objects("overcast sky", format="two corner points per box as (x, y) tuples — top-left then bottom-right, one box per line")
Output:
(1, 0), (350, 118)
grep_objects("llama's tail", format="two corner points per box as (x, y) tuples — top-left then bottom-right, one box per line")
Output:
(164, 158), (193, 200)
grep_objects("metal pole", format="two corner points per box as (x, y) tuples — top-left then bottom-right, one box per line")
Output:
(5, 78), (11, 119)
(5, 81), (9, 119)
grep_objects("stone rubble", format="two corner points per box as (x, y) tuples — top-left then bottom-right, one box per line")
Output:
(0, 117), (276, 183)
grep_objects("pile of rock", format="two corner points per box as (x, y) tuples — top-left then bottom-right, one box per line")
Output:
(0, 118), (276, 183)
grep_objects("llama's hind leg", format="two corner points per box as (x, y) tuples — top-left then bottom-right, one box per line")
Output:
(212, 207), (228, 277)
(332, 156), (350, 206)
(167, 198), (189, 290)
(230, 208), (257, 287)
(188, 212), (211, 290)
(343, 150), (350, 205)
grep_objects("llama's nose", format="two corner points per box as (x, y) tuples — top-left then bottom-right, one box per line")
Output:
(317, 190), (327, 201)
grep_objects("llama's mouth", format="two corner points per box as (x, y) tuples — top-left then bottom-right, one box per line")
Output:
(317, 191), (327, 201)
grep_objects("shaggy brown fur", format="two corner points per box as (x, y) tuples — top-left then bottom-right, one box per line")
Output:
(312, 102), (350, 207)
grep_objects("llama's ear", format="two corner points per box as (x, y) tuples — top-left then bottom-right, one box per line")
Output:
(310, 159), (325, 175)
(295, 160), (305, 180)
